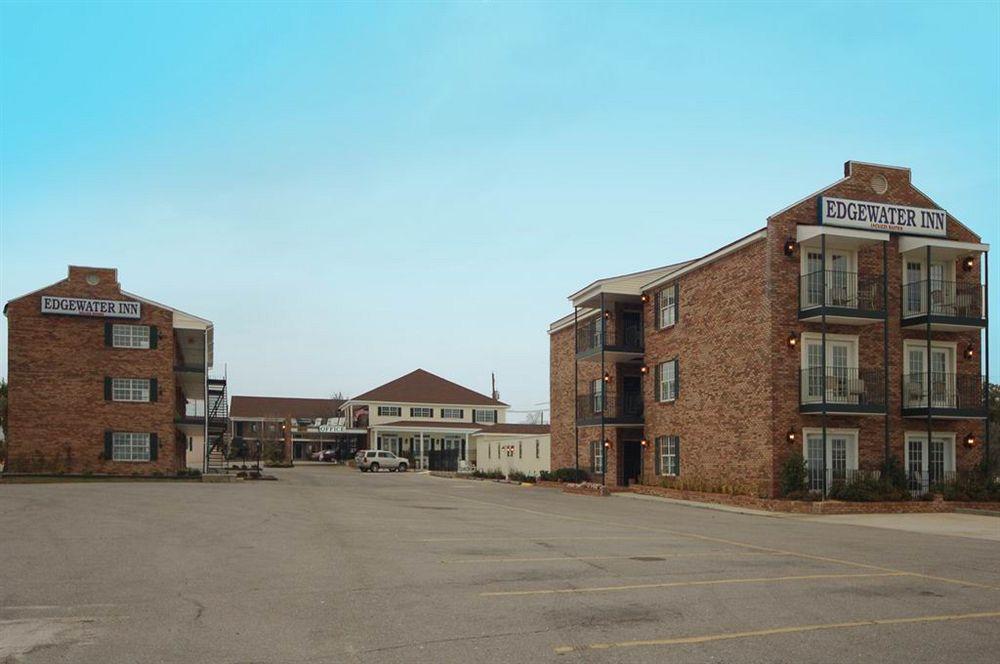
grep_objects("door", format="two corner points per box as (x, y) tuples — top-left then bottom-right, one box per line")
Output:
(621, 376), (642, 417)
(904, 259), (949, 316)
(906, 436), (954, 492)
(803, 250), (855, 308)
(802, 338), (856, 404)
(621, 311), (642, 347)
(905, 344), (955, 408)
(620, 439), (642, 486)
(804, 431), (857, 491)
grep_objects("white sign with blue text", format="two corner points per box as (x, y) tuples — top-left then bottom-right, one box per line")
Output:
(819, 197), (947, 237)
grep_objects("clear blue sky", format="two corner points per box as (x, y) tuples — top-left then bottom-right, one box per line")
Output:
(2, 2), (998, 418)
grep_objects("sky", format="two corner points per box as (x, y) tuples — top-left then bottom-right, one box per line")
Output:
(1, 2), (998, 420)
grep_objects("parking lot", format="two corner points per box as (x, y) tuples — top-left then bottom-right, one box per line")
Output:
(2, 465), (999, 663)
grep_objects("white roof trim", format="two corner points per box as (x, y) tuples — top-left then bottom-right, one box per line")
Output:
(767, 176), (849, 220)
(548, 308), (600, 335)
(371, 424), (483, 433)
(122, 291), (213, 328)
(898, 237), (989, 254)
(567, 261), (691, 304)
(339, 400), (510, 411)
(643, 230), (768, 291)
(797, 225), (890, 244)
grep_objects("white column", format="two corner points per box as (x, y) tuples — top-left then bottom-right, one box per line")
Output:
(419, 432), (424, 470)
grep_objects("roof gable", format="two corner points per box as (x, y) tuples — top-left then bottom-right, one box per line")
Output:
(349, 369), (507, 407)
(230, 396), (345, 419)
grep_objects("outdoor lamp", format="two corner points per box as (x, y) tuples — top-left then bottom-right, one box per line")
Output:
(640, 365), (649, 375)
(603, 372), (611, 382)
(641, 293), (650, 303)
(962, 256), (975, 272)
(783, 239), (796, 256)
(604, 440), (611, 449)
(604, 310), (611, 319)
(964, 344), (975, 359)
(788, 333), (798, 348)
(964, 433), (976, 447)
(786, 429), (796, 444)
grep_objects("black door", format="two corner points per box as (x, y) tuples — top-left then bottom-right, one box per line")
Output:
(621, 439), (642, 486)
(622, 376), (642, 418)
(621, 311), (642, 348)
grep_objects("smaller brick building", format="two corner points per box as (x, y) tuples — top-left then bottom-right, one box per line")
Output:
(550, 162), (991, 496)
(3, 266), (225, 475)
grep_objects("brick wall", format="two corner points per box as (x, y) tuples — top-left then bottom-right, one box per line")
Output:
(642, 237), (774, 495)
(5, 266), (182, 475)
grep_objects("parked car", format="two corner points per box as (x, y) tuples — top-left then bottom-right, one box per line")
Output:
(310, 450), (324, 461)
(318, 449), (339, 462)
(357, 450), (408, 472)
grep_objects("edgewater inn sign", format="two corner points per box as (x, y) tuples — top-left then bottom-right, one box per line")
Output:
(40, 295), (142, 318)
(818, 196), (947, 237)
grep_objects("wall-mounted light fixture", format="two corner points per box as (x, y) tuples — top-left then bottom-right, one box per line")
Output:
(788, 333), (798, 348)
(640, 293), (649, 303)
(604, 310), (611, 320)
(783, 239), (796, 256)
(786, 429), (796, 444)
(603, 372), (611, 382)
(604, 440), (611, 449)
(962, 256), (975, 272)
(640, 365), (649, 375)
(965, 344), (975, 359)
(640, 438), (648, 447)
(964, 432), (976, 448)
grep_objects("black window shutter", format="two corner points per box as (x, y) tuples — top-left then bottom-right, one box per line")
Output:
(675, 437), (681, 476)
(149, 326), (158, 349)
(654, 363), (661, 401)
(654, 437), (662, 475)
(149, 378), (158, 402)
(104, 431), (114, 459)
(104, 377), (113, 400)
(149, 433), (158, 461)
(654, 291), (661, 329)
(674, 282), (680, 323)
(674, 359), (680, 399)
(589, 442), (596, 472)
(105, 322), (113, 346)
(472, 410), (477, 423)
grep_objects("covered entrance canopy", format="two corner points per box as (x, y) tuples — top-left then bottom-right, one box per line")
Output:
(372, 421), (482, 470)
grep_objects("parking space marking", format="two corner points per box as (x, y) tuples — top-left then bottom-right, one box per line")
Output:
(444, 492), (1000, 591)
(552, 610), (1000, 654)
(481, 571), (905, 597)
(409, 535), (670, 543)
(441, 550), (779, 564)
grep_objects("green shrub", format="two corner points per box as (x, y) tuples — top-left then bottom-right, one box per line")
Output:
(932, 472), (1000, 502)
(545, 467), (589, 483)
(778, 452), (808, 497)
(508, 471), (536, 483)
(881, 455), (908, 491)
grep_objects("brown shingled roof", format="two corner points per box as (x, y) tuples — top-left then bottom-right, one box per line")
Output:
(375, 420), (482, 431)
(349, 369), (507, 406)
(230, 396), (344, 419)
(480, 423), (550, 435)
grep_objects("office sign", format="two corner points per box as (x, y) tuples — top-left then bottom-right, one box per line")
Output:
(819, 197), (947, 237)
(40, 296), (141, 318)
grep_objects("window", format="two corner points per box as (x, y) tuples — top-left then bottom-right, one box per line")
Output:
(592, 379), (604, 412)
(473, 409), (496, 424)
(656, 360), (677, 402)
(112, 324), (150, 349)
(656, 436), (680, 476)
(410, 407), (433, 418)
(802, 429), (859, 492)
(592, 441), (604, 473)
(657, 285), (677, 329)
(377, 406), (401, 417)
(902, 340), (957, 408)
(800, 333), (859, 405)
(112, 378), (151, 402)
(113, 432), (151, 462)
(441, 408), (464, 419)
(905, 433), (956, 491)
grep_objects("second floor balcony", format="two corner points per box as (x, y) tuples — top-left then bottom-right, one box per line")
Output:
(575, 314), (644, 359)
(576, 390), (644, 426)
(798, 270), (886, 324)
(901, 372), (988, 418)
(799, 367), (886, 415)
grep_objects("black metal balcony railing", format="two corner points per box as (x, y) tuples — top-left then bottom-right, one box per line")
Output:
(575, 317), (643, 354)
(901, 373), (987, 412)
(575, 390), (643, 423)
(799, 270), (885, 313)
(902, 280), (983, 320)
(906, 470), (959, 496)
(805, 468), (881, 494)
(799, 367), (886, 411)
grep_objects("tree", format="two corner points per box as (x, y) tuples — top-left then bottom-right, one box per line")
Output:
(330, 391), (345, 400)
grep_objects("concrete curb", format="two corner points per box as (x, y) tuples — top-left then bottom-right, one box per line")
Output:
(614, 490), (796, 518)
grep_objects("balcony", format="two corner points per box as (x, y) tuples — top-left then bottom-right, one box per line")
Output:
(901, 373), (988, 418)
(575, 316), (644, 359)
(798, 271), (886, 324)
(901, 280), (986, 330)
(799, 367), (886, 415)
(576, 390), (643, 426)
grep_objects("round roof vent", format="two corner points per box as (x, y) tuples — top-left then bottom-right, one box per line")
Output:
(871, 174), (888, 195)
(85, 274), (100, 285)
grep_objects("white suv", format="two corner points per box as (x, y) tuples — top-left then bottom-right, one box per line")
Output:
(358, 450), (408, 472)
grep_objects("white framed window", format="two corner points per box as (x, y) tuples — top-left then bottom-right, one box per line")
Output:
(802, 428), (859, 491)
(656, 436), (679, 476)
(902, 257), (955, 317)
(800, 248), (857, 309)
(377, 406), (401, 417)
(113, 432), (150, 462)
(112, 324), (151, 349)
(378, 435), (401, 454)
(441, 408), (463, 419)
(902, 340), (957, 409)
(593, 441), (604, 473)
(800, 333), (859, 404)
(904, 432), (956, 490)
(112, 378), (151, 402)
(657, 285), (677, 329)
(657, 360), (677, 402)
(473, 409), (496, 423)
(591, 379), (604, 412)
(410, 407), (433, 418)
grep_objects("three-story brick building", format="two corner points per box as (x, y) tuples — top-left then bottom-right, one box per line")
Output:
(550, 162), (990, 496)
